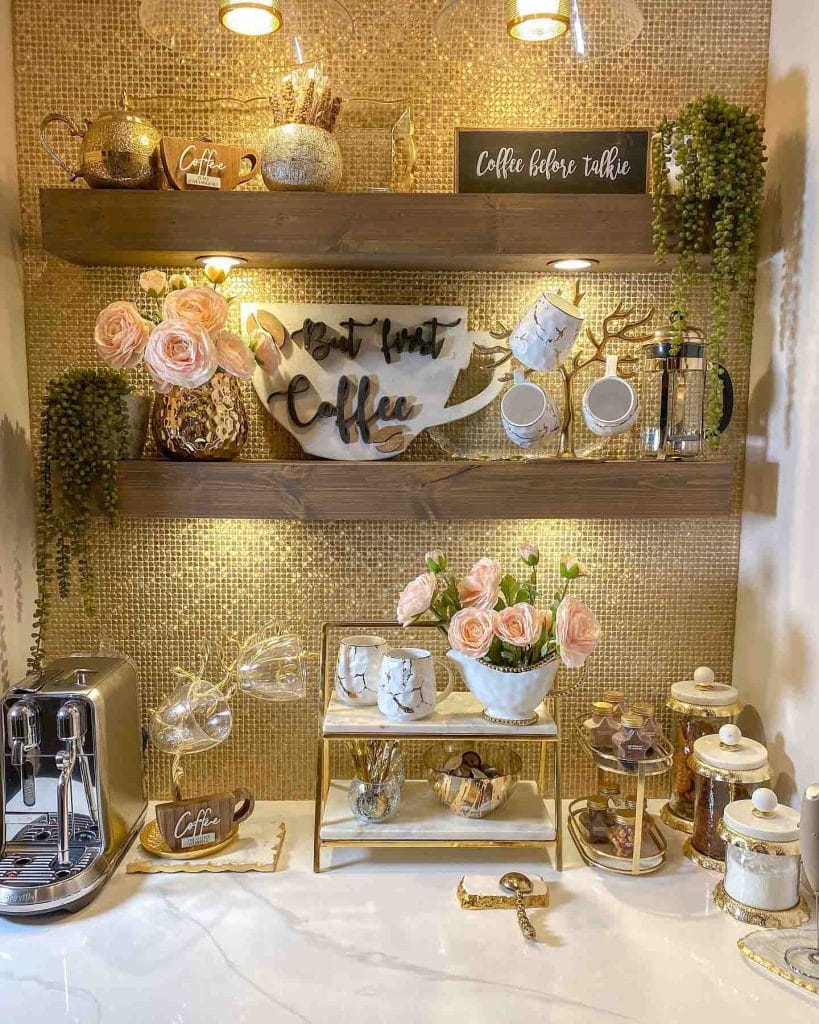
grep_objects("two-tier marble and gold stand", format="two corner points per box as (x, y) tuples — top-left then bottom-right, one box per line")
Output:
(313, 620), (563, 873)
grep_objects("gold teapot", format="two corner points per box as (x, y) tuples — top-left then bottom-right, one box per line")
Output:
(39, 93), (161, 189)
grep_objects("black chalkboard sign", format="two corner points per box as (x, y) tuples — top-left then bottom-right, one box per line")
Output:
(456, 129), (650, 195)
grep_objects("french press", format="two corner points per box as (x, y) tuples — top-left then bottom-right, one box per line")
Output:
(641, 320), (734, 459)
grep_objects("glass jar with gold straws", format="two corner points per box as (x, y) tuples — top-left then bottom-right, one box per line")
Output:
(662, 666), (741, 835)
(685, 724), (770, 872)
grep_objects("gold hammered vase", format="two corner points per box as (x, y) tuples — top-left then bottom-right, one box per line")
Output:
(152, 372), (248, 461)
(261, 123), (343, 191)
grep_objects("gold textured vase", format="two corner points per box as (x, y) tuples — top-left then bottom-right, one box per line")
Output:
(152, 373), (248, 461)
(261, 123), (343, 191)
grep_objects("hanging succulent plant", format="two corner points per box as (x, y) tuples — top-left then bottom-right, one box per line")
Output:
(30, 368), (131, 671)
(652, 95), (765, 436)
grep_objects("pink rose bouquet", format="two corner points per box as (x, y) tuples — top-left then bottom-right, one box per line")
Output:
(93, 270), (273, 392)
(396, 543), (599, 670)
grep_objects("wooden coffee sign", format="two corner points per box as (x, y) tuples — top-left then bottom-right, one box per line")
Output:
(161, 136), (259, 191)
(456, 129), (650, 195)
(245, 303), (507, 461)
(155, 788), (255, 852)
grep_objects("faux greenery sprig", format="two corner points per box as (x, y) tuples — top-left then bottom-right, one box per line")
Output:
(652, 95), (765, 436)
(29, 368), (130, 670)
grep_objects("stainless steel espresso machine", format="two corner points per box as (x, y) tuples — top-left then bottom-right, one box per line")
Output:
(0, 655), (146, 915)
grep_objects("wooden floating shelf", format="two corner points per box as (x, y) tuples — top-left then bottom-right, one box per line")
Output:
(42, 188), (670, 273)
(117, 460), (734, 521)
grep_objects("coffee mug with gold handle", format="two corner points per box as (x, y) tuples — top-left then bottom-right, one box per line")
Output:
(155, 787), (255, 852)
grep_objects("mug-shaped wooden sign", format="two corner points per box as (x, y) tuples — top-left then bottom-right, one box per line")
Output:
(155, 788), (255, 852)
(160, 137), (260, 191)
(244, 303), (508, 461)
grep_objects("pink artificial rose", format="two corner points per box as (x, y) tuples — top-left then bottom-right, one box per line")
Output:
(555, 596), (600, 669)
(215, 330), (256, 379)
(519, 540), (540, 565)
(251, 328), (282, 375)
(560, 553), (589, 578)
(396, 572), (436, 627)
(494, 603), (544, 648)
(457, 557), (502, 611)
(139, 270), (167, 297)
(94, 301), (151, 370)
(144, 319), (218, 390)
(163, 286), (228, 335)
(449, 608), (496, 659)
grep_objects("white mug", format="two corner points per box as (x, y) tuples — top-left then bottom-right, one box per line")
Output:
(377, 648), (457, 722)
(335, 635), (386, 706)
(582, 355), (639, 437)
(501, 371), (561, 449)
(510, 292), (585, 372)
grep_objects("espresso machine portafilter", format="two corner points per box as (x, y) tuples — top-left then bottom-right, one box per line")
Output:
(0, 656), (146, 915)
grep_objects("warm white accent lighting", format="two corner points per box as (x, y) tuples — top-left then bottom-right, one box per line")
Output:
(548, 258), (598, 271)
(197, 255), (247, 283)
(505, 0), (570, 41)
(219, 0), (283, 36)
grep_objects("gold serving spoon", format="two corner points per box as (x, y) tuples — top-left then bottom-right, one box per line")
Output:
(500, 871), (536, 940)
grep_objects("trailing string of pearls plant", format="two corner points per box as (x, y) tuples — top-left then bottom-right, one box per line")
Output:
(652, 95), (766, 439)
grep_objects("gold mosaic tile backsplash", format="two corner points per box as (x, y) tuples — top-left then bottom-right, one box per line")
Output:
(12, 0), (771, 799)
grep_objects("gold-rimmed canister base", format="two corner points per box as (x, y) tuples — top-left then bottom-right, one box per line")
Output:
(714, 882), (810, 929)
(661, 801), (694, 834)
(683, 837), (724, 872)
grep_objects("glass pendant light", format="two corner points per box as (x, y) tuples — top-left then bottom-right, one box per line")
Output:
(139, 0), (354, 64)
(569, 0), (643, 61)
(218, 0), (283, 36)
(505, 1), (570, 42)
(433, 0), (643, 63)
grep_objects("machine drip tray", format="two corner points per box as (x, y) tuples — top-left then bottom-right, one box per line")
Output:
(1, 813), (100, 887)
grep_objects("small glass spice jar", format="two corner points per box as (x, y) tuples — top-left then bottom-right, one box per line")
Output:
(612, 714), (651, 766)
(601, 690), (625, 718)
(663, 666), (742, 834)
(631, 702), (661, 751)
(686, 724), (770, 870)
(714, 788), (809, 928)
(584, 701), (618, 751)
(583, 793), (611, 843)
(608, 808), (638, 858)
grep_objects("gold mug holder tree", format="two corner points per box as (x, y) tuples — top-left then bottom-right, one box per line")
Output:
(313, 620), (565, 873)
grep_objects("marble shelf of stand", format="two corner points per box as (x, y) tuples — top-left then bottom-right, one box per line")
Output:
(319, 780), (556, 843)
(322, 691), (558, 738)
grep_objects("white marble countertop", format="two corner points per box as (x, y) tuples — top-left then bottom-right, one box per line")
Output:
(1, 801), (814, 1024)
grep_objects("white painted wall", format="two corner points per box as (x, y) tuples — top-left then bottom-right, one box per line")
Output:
(734, 0), (819, 803)
(0, 0), (35, 688)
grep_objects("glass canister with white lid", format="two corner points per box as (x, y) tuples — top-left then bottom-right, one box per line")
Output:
(662, 666), (742, 834)
(714, 788), (810, 928)
(685, 724), (770, 871)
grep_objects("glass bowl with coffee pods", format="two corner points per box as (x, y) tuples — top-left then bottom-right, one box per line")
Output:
(425, 744), (521, 819)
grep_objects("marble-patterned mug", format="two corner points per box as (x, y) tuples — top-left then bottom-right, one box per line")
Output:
(510, 292), (585, 372)
(377, 648), (457, 722)
(582, 355), (639, 437)
(335, 635), (386, 706)
(501, 371), (561, 449)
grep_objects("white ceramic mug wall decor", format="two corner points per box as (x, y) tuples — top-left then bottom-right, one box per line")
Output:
(501, 370), (561, 449)
(509, 292), (585, 372)
(582, 355), (639, 436)
(245, 303), (507, 461)
(334, 635), (386, 706)
(377, 648), (457, 722)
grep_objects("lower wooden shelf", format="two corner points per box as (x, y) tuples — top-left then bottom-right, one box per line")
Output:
(117, 459), (734, 521)
(319, 780), (557, 844)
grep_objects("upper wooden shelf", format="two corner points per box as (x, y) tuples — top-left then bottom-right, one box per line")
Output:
(116, 460), (734, 521)
(41, 189), (666, 273)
